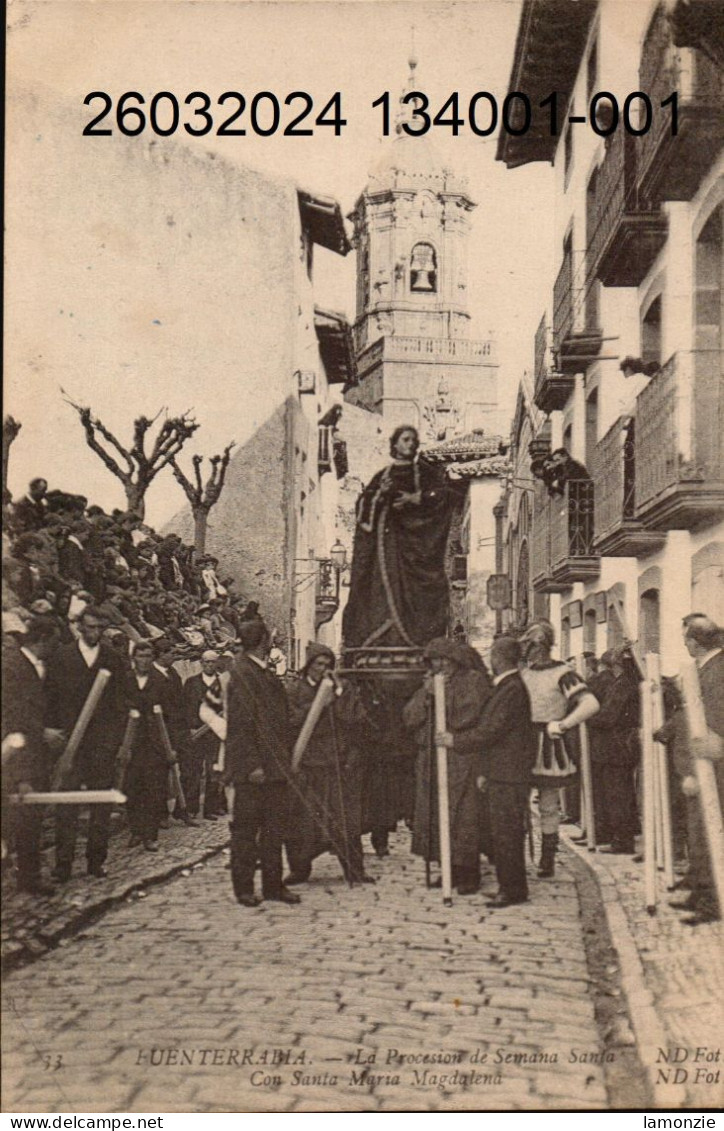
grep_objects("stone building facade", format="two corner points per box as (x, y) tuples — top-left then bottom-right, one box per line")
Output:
(496, 0), (723, 675)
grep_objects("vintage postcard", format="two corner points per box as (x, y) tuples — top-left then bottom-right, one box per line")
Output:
(3, 0), (723, 1117)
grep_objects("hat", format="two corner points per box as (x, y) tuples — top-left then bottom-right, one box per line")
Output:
(303, 642), (335, 674)
(29, 599), (53, 614)
(201, 649), (219, 662)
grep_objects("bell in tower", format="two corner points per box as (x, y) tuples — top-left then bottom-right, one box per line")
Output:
(410, 242), (437, 292)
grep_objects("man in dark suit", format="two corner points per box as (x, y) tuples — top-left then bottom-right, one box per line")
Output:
(586, 651), (616, 846)
(183, 650), (224, 820)
(225, 619), (299, 907)
(57, 522), (91, 588)
(671, 614), (724, 925)
(11, 478), (48, 533)
(153, 638), (198, 827)
(1, 617), (61, 893)
(477, 636), (537, 908)
(45, 605), (126, 880)
(123, 641), (177, 851)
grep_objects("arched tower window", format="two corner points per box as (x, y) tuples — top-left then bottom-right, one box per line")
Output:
(410, 242), (437, 292)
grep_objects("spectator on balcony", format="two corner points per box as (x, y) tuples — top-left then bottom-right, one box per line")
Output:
(539, 449), (591, 498)
(520, 619), (600, 878)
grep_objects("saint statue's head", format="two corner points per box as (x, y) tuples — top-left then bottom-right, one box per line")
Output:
(389, 425), (420, 462)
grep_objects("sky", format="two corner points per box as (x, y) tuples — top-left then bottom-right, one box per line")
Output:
(6, 0), (554, 525)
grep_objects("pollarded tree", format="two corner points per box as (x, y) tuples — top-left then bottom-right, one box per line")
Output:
(170, 442), (236, 554)
(63, 392), (199, 521)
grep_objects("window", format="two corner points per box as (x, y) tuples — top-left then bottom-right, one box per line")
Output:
(410, 243), (437, 292)
(585, 388), (599, 473)
(639, 589), (661, 654)
(695, 203), (722, 353)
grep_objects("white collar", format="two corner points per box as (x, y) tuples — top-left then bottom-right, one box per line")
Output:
(493, 668), (518, 687)
(78, 638), (100, 665)
(248, 653), (267, 670)
(201, 672), (217, 684)
(135, 672), (149, 688)
(68, 535), (83, 550)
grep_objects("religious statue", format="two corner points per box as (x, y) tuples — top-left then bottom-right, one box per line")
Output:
(342, 426), (452, 649)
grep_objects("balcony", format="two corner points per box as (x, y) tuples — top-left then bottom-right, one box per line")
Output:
(638, 3), (724, 204)
(587, 129), (668, 288)
(354, 331), (497, 370)
(533, 313), (572, 412)
(635, 350), (724, 529)
(552, 250), (602, 375)
(592, 416), (666, 556)
(531, 479), (600, 593)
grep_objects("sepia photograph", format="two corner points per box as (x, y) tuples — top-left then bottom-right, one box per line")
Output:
(2, 0), (723, 1116)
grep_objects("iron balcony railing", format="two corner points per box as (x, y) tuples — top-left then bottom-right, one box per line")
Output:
(639, 2), (723, 188)
(593, 417), (637, 542)
(532, 479), (597, 585)
(635, 349), (724, 512)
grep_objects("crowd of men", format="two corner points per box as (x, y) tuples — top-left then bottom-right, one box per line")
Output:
(1, 476), (272, 894)
(2, 478), (722, 926)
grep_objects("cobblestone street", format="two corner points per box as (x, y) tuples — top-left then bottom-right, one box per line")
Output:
(2, 830), (652, 1114)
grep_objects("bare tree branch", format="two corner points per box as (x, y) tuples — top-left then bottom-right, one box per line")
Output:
(169, 440), (235, 550)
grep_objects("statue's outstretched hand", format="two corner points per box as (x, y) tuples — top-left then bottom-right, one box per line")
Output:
(392, 491), (421, 510)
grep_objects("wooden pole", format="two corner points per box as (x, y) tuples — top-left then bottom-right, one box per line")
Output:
(114, 709), (140, 792)
(291, 676), (336, 772)
(641, 670), (658, 914)
(153, 705), (187, 811)
(647, 653), (675, 887)
(680, 662), (724, 918)
(577, 656), (596, 850)
(433, 673), (453, 907)
(51, 669), (111, 790)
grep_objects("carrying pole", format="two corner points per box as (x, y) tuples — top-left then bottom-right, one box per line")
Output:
(647, 653), (674, 887)
(114, 709), (140, 792)
(51, 669), (111, 790)
(680, 662), (724, 918)
(576, 656), (596, 850)
(154, 705), (187, 812)
(433, 673), (453, 907)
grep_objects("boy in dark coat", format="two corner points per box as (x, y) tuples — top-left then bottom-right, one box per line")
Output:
(478, 636), (537, 907)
